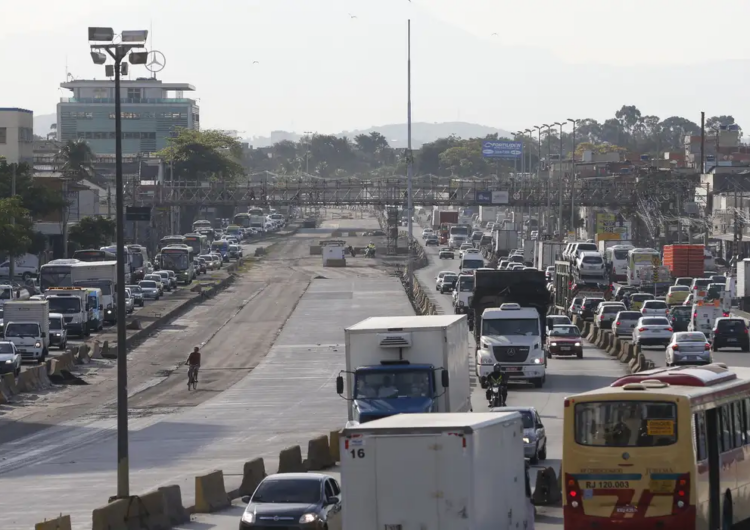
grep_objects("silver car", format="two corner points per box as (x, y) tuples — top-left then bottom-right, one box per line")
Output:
(156, 271), (172, 291)
(491, 406), (547, 464)
(0, 341), (21, 376)
(594, 302), (626, 329)
(632, 316), (673, 347)
(613, 311), (643, 336)
(666, 331), (712, 366)
(138, 280), (161, 300)
(124, 288), (134, 314)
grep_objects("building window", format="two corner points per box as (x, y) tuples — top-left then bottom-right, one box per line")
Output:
(93, 88), (108, 99)
(127, 88), (142, 100)
(109, 112), (140, 119)
(0, 127), (6, 144)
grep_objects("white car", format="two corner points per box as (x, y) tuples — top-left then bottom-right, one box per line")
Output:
(422, 229), (434, 239)
(437, 273), (458, 293)
(124, 288), (134, 314)
(594, 302), (626, 329)
(641, 299), (670, 317)
(612, 311), (642, 336)
(632, 316), (673, 347)
(665, 332), (712, 367)
(435, 271), (454, 291)
(199, 254), (217, 270)
(458, 244), (474, 258)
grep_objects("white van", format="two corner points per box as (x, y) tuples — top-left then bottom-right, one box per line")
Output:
(460, 255), (484, 272)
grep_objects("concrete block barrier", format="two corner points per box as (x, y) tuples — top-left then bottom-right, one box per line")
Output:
(37, 365), (52, 389)
(17, 368), (35, 393)
(629, 353), (640, 373)
(572, 315), (583, 331)
(618, 341), (631, 362)
(589, 327), (599, 343)
(607, 335), (619, 356)
(278, 445), (305, 473)
(239, 458), (267, 497)
(137, 490), (171, 529)
(101, 340), (116, 359)
(2, 372), (18, 396)
(531, 467), (562, 506)
(126, 319), (142, 330)
(91, 497), (129, 530)
(582, 322), (591, 339)
(56, 352), (75, 371)
(92, 492), (170, 530)
(158, 485), (189, 525)
(0, 377), (10, 404)
(304, 435), (335, 471)
(75, 343), (91, 364)
(636, 353), (648, 372)
(329, 430), (341, 462)
(35, 514), (72, 530)
(194, 470), (230, 513)
(91, 341), (102, 359)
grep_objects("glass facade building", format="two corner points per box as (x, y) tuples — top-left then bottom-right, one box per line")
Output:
(56, 79), (199, 155)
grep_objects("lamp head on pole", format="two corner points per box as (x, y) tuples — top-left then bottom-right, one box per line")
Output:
(88, 27), (114, 41)
(90, 51), (107, 64)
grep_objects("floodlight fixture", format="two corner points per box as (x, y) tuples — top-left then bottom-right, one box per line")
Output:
(91, 51), (107, 64)
(129, 51), (148, 65)
(88, 27), (114, 41)
(121, 30), (148, 43)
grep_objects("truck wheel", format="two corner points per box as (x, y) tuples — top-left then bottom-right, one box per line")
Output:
(530, 448), (539, 465)
(577, 351), (583, 359)
(533, 377), (544, 389)
(539, 443), (547, 461)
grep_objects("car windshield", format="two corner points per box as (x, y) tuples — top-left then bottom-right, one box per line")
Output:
(613, 249), (630, 260)
(602, 305), (625, 313)
(671, 307), (691, 316)
(717, 320), (746, 332)
(644, 301), (668, 309)
(642, 318), (669, 326)
(575, 401), (677, 447)
(127, 286), (141, 293)
(670, 286), (689, 292)
(572, 298), (583, 306)
(140, 281), (157, 288)
(49, 318), (63, 330)
(675, 332), (706, 342)
(0, 343), (14, 353)
(461, 260), (483, 270)
(550, 326), (580, 337)
(577, 244), (597, 252)
(515, 410), (534, 428)
(47, 297), (81, 314)
(483, 318), (539, 336)
(617, 312), (642, 320)
(252, 479), (321, 504)
(583, 299), (603, 308)
(582, 256), (603, 264)
(693, 279), (711, 288)
(458, 276), (474, 292)
(443, 274), (457, 282)
(5, 323), (40, 337)
(632, 294), (653, 302)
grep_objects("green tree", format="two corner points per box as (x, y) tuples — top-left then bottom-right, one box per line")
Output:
(158, 128), (245, 231)
(0, 197), (34, 258)
(56, 140), (95, 181)
(68, 216), (116, 250)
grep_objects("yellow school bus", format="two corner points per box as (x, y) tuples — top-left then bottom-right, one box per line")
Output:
(562, 363), (750, 530)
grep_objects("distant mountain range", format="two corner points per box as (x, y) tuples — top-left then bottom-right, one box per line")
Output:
(33, 113), (57, 137)
(246, 122), (513, 148)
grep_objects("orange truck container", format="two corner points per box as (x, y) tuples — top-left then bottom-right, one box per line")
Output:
(663, 244), (704, 278)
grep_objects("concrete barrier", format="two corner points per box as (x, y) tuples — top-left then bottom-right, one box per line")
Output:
(158, 485), (189, 525)
(34, 515), (72, 530)
(56, 352), (75, 372)
(304, 435), (335, 471)
(0, 377), (10, 404)
(582, 322), (591, 339)
(607, 336), (619, 356)
(37, 365), (52, 389)
(531, 467), (562, 506)
(618, 341), (631, 362)
(636, 353), (648, 372)
(91, 341), (102, 359)
(309, 246), (323, 255)
(329, 430), (341, 462)
(589, 327), (599, 343)
(17, 368), (35, 392)
(278, 445), (305, 473)
(75, 344), (91, 364)
(126, 319), (142, 330)
(137, 490), (171, 529)
(239, 458), (267, 496)
(572, 315), (583, 331)
(91, 498), (129, 530)
(194, 470), (230, 513)
(91, 491), (170, 530)
(629, 352), (641, 373)
(2, 372), (18, 396)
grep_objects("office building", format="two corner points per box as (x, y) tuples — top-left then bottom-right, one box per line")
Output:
(0, 108), (34, 164)
(57, 78), (199, 155)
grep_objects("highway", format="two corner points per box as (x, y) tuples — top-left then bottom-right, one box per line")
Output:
(0, 212), (413, 530)
(177, 221), (632, 530)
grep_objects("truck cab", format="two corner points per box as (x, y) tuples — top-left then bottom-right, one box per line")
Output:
(45, 288), (89, 337)
(475, 303), (546, 388)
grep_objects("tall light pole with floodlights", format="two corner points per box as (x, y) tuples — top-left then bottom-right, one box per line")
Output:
(88, 26), (148, 500)
(553, 121), (565, 236)
(567, 119), (579, 235)
(524, 129), (533, 177)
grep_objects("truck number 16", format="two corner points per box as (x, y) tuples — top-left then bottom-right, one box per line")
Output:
(350, 448), (365, 459)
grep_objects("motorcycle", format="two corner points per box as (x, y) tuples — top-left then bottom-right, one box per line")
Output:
(364, 247), (376, 258)
(487, 383), (507, 408)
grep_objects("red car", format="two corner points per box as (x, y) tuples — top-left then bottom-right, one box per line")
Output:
(546, 325), (583, 358)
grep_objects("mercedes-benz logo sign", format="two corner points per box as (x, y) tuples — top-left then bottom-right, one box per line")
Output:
(145, 50), (166, 73)
(507, 349), (516, 357)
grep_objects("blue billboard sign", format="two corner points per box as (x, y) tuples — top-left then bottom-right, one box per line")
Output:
(482, 141), (523, 159)
(475, 191), (492, 204)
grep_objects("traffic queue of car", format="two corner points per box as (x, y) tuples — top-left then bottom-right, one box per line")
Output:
(565, 273), (749, 367)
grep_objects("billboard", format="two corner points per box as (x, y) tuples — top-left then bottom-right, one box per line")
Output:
(481, 141), (523, 159)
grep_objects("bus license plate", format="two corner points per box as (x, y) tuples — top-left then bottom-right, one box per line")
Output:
(584, 481), (630, 489)
(649, 480), (674, 494)
(561, 347), (571, 351)
(505, 367), (522, 372)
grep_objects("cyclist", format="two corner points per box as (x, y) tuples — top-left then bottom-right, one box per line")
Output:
(185, 346), (201, 384)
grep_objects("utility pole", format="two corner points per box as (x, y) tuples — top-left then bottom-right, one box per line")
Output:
(567, 119), (578, 236)
(554, 122), (564, 236)
(9, 163), (16, 282)
(700, 112), (709, 245)
(406, 19), (414, 291)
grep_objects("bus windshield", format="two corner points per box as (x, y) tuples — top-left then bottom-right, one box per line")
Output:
(40, 267), (73, 290)
(574, 400), (677, 447)
(162, 252), (190, 271)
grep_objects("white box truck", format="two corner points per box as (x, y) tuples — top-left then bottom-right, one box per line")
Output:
(72, 261), (117, 323)
(3, 300), (50, 361)
(340, 412), (529, 530)
(45, 287), (90, 337)
(535, 240), (565, 269)
(336, 315), (472, 424)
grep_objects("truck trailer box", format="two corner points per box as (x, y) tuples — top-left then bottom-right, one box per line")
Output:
(341, 315), (471, 422)
(493, 229), (519, 256)
(341, 412), (528, 530)
(3, 300), (50, 331)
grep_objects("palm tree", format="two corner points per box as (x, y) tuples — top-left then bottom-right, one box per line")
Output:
(55, 140), (96, 257)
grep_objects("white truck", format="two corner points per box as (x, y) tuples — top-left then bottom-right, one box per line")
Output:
(45, 287), (90, 337)
(71, 262), (118, 323)
(340, 412), (529, 530)
(689, 300), (726, 338)
(3, 300), (50, 362)
(475, 302), (547, 388)
(597, 238), (632, 255)
(493, 229), (519, 257)
(535, 240), (565, 269)
(249, 215), (266, 232)
(336, 315), (472, 424)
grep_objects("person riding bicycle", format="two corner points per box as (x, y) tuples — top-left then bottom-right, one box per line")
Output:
(185, 346), (201, 383)
(485, 363), (509, 405)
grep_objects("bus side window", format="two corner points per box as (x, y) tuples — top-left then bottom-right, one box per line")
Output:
(694, 411), (707, 461)
(732, 401), (744, 448)
(745, 399), (750, 445)
(719, 405), (734, 453)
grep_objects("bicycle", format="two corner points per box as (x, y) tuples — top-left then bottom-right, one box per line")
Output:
(187, 365), (199, 390)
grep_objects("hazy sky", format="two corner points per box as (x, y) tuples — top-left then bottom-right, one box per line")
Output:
(5, 0), (750, 136)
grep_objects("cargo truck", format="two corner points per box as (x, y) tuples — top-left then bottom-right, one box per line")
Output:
(336, 315), (472, 424)
(535, 240), (565, 269)
(554, 260), (610, 313)
(737, 259), (750, 311)
(340, 412), (529, 530)
(431, 208), (459, 229)
(45, 287), (89, 337)
(469, 269), (550, 388)
(71, 262), (118, 324)
(3, 300), (50, 362)
(493, 229), (519, 257)
(478, 205), (501, 224)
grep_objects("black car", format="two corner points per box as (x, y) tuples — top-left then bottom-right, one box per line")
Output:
(579, 297), (604, 321)
(669, 306), (691, 332)
(440, 274), (458, 293)
(126, 285), (145, 307)
(712, 318), (750, 352)
(240, 473), (342, 529)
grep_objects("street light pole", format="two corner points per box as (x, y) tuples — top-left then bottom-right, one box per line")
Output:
(553, 122), (565, 236)
(524, 129), (532, 177)
(9, 163), (16, 282)
(88, 27), (148, 500)
(567, 119), (578, 235)
(542, 124), (553, 236)
(406, 19), (414, 291)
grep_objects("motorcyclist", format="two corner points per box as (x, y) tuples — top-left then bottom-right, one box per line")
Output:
(485, 363), (509, 406)
(185, 346), (201, 383)
(366, 241), (376, 257)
